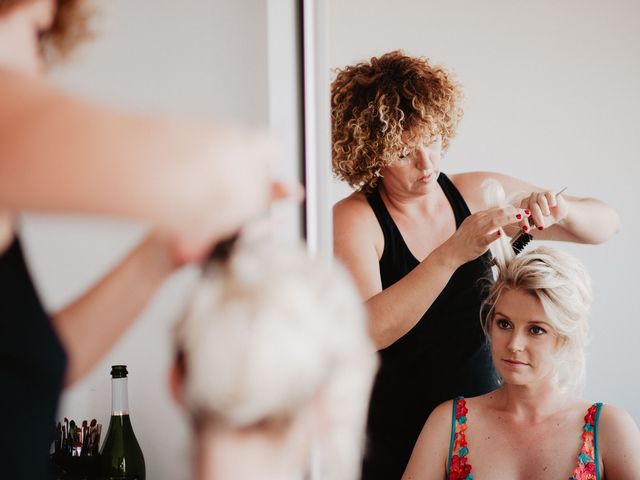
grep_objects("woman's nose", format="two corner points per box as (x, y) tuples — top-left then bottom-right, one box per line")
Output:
(507, 332), (525, 353)
(414, 148), (430, 170)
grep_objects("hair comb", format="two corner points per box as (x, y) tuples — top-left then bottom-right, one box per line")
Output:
(510, 186), (567, 255)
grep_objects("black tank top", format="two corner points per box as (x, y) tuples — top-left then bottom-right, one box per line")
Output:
(362, 173), (498, 480)
(0, 237), (67, 479)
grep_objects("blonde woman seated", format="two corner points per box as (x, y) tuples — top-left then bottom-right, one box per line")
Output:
(170, 242), (378, 480)
(402, 245), (640, 480)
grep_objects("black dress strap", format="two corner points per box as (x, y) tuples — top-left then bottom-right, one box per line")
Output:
(437, 172), (472, 227)
(365, 173), (467, 289)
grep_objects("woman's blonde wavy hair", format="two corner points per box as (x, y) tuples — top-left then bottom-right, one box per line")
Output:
(483, 247), (593, 392)
(482, 180), (593, 392)
(331, 50), (463, 191)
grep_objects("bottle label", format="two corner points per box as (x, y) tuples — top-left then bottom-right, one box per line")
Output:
(111, 410), (129, 416)
(111, 378), (129, 414)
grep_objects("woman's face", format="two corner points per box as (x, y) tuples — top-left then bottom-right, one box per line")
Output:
(379, 132), (442, 196)
(490, 288), (561, 388)
(0, 0), (55, 75)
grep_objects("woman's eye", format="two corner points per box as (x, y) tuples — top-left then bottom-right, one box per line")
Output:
(496, 319), (511, 329)
(529, 325), (546, 335)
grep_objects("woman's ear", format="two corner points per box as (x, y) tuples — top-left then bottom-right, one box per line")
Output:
(169, 351), (186, 406)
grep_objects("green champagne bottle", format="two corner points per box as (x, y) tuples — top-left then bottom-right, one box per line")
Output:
(99, 365), (146, 480)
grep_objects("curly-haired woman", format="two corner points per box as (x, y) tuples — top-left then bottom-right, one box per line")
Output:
(331, 50), (620, 479)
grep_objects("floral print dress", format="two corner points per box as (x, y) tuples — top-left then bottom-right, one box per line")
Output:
(446, 397), (603, 480)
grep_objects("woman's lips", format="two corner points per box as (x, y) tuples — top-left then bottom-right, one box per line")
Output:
(502, 358), (529, 367)
(418, 172), (434, 183)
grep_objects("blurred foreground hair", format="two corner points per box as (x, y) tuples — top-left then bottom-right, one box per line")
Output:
(174, 241), (378, 480)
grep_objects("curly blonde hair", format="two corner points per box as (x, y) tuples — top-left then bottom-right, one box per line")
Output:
(331, 50), (463, 191)
(0, 0), (91, 65)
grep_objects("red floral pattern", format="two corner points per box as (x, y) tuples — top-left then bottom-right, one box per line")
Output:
(448, 398), (472, 480)
(448, 399), (602, 480)
(569, 404), (601, 480)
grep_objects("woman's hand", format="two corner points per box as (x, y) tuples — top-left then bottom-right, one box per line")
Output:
(160, 128), (304, 264)
(516, 191), (569, 233)
(437, 205), (528, 267)
(170, 179), (304, 265)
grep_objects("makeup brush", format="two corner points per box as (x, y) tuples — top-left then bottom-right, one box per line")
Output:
(510, 186), (568, 255)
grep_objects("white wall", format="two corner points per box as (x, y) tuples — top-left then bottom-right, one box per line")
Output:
(328, 0), (640, 420)
(21, 1), (272, 479)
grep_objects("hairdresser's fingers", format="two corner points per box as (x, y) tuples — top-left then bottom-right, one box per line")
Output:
(482, 206), (527, 233)
(530, 202), (545, 230)
(518, 215), (531, 234)
(536, 192), (551, 216)
(520, 192), (534, 227)
(486, 230), (508, 247)
(545, 191), (557, 209)
(270, 180), (305, 203)
(527, 192), (537, 212)
(172, 236), (211, 265)
(516, 199), (532, 233)
(552, 194), (569, 222)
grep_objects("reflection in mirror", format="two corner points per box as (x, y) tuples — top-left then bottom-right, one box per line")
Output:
(327, 1), (640, 478)
(6, 1), (302, 479)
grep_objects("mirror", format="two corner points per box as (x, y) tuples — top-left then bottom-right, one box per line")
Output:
(325, 0), (639, 475)
(23, 1), (305, 479)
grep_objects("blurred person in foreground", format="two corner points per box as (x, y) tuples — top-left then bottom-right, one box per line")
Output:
(171, 242), (378, 480)
(0, 1), (297, 478)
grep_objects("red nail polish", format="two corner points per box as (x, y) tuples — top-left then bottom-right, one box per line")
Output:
(538, 226), (544, 231)
(524, 210), (531, 216)
(516, 214), (522, 220)
(496, 231), (502, 237)
(523, 226), (529, 233)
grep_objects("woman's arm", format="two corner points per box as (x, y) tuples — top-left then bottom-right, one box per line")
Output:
(334, 195), (523, 349)
(454, 172), (621, 244)
(401, 401), (452, 480)
(597, 404), (640, 479)
(0, 70), (286, 258)
(51, 233), (179, 385)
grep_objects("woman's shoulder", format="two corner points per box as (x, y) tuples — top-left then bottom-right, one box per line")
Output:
(0, 212), (16, 256)
(595, 403), (640, 476)
(428, 397), (476, 431)
(448, 171), (522, 186)
(333, 191), (377, 228)
(333, 190), (369, 210)
(447, 171), (497, 188)
(422, 400), (458, 448)
(597, 403), (639, 436)
(449, 171), (532, 212)
(430, 398), (456, 422)
(448, 171), (503, 212)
